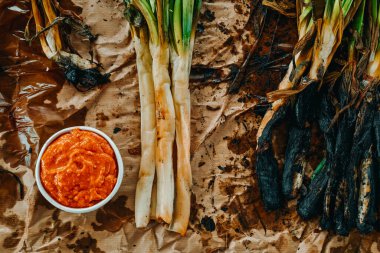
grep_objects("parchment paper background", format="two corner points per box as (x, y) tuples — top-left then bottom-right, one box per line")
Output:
(1, 0), (380, 252)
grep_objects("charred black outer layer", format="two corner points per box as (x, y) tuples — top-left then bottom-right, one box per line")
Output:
(63, 64), (110, 92)
(356, 146), (376, 233)
(297, 163), (329, 219)
(255, 104), (288, 211)
(297, 93), (333, 220)
(319, 92), (338, 230)
(282, 80), (317, 200)
(282, 125), (311, 199)
(294, 80), (319, 127)
(332, 76), (358, 235)
(374, 88), (380, 159)
(346, 86), (377, 230)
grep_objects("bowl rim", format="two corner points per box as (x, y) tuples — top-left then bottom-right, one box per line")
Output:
(35, 126), (124, 214)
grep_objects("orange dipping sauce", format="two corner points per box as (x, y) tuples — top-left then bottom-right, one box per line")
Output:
(40, 129), (117, 208)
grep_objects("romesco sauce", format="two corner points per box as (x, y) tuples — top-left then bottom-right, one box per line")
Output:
(40, 129), (117, 208)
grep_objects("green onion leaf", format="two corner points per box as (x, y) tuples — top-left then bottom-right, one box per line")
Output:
(311, 158), (326, 180)
(182, 0), (195, 48)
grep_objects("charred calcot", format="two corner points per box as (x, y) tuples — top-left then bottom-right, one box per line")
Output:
(27, 0), (109, 91)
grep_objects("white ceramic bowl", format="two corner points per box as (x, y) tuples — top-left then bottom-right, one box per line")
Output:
(35, 126), (124, 213)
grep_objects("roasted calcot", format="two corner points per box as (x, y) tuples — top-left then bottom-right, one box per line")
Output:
(255, 0), (380, 235)
(28, 0), (110, 91)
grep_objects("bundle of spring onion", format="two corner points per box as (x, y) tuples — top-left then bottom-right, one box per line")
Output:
(256, 0), (380, 235)
(28, 0), (109, 91)
(124, 0), (201, 235)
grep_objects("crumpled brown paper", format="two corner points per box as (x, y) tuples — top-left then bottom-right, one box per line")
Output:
(1, 0), (380, 252)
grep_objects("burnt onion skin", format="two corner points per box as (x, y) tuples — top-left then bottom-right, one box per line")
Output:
(255, 104), (288, 211)
(58, 56), (110, 91)
(355, 87), (378, 233)
(297, 93), (334, 220)
(357, 145), (376, 234)
(282, 125), (311, 199)
(333, 111), (356, 235)
(334, 180), (349, 235)
(330, 113), (355, 235)
(282, 80), (318, 200)
(332, 70), (358, 235)
(374, 88), (380, 160)
(334, 63), (358, 236)
(321, 162), (337, 230)
(346, 86), (377, 230)
(294, 80), (319, 127)
(64, 65), (110, 92)
(297, 163), (329, 220)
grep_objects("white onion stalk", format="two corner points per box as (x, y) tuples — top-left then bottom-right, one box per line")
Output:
(133, 28), (157, 228)
(150, 41), (176, 224)
(168, 0), (201, 235)
(169, 50), (192, 235)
